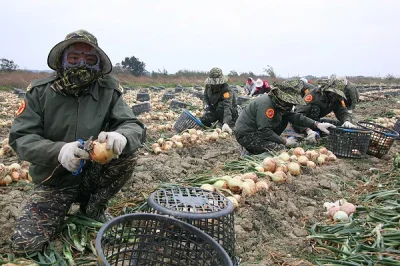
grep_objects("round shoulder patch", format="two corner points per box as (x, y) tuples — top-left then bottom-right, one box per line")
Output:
(223, 92), (230, 99)
(305, 94), (313, 102)
(16, 99), (26, 117)
(266, 108), (275, 118)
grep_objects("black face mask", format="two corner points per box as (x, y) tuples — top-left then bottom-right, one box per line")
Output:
(270, 93), (294, 113)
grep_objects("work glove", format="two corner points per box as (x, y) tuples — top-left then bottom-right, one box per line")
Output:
(98, 131), (127, 155)
(285, 137), (298, 147)
(222, 123), (233, 134)
(348, 110), (353, 114)
(342, 121), (357, 128)
(58, 141), (90, 172)
(305, 130), (319, 143)
(316, 122), (336, 134)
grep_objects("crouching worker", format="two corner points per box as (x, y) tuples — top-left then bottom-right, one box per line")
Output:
(234, 86), (335, 155)
(200, 67), (238, 134)
(9, 29), (146, 253)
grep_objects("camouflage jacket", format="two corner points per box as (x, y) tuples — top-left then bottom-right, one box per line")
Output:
(9, 74), (145, 187)
(293, 87), (351, 133)
(204, 83), (237, 125)
(234, 94), (316, 144)
(344, 82), (359, 110)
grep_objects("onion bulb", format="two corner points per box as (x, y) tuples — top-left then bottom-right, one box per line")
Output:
(233, 194), (242, 203)
(200, 184), (215, 192)
(10, 171), (19, 181)
(327, 206), (340, 219)
(0, 175), (12, 186)
(340, 202), (356, 215)
(293, 147), (305, 156)
(328, 153), (337, 161)
(333, 210), (349, 222)
(262, 157), (276, 172)
(208, 132), (219, 141)
(188, 128), (197, 135)
(290, 155), (298, 161)
(227, 196), (239, 209)
(317, 155), (326, 165)
(319, 147), (328, 155)
(242, 172), (258, 182)
(228, 178), (243, 193)
(241, 182), (256, 196)
(287, 162), (301, 176)
(213, 180), (228, 190)
(220, 175), (232, 182)
(279, 152), (290, 162)
(275, 164), (288, 173)
(297, 155), (309, 166)
(271, 171), (287, 183)
(90, 141), (117, 164)
(307, 161), (317, 169)
(256, 181), (269, 193)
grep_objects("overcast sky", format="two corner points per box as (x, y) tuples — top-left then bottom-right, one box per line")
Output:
(1, 0), (399, 77)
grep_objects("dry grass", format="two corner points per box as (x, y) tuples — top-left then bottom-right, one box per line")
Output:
(0, 71), (398, 89)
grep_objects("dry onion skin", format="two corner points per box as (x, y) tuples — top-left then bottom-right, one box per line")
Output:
(90, 140), (117, 164)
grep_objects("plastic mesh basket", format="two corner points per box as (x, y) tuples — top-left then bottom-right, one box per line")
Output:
(96, 213), (233, 266)
(173, 109), (204, 133)
(132, 102), (151, 116)
(170, 100), (188, 110)
(136, 93), (150, 102)
(327, 127), (372, 158)
(147, 186), (237, 264)
(357, 121), (399, 158)
(162, 93), (176, 102)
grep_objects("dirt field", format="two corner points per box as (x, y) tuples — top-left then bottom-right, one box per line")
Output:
(0, 88), (399, 265)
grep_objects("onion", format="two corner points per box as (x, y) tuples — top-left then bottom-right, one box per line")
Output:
(287, 162), (301, 176)
(220, 175), (232, 182)
(208, 132), (219, 141)
(90, 141), (116, 164)
(275, 164), (288, 173)
(242, 172), (258, 182)
(228, 178), (243, 193)
(200, 184), (215, 192)
(188, 128), (197, 135)
(327, 206), (340, 219)
(171, 135), (182, 143)
(213, 180), (228, 190)
(10, 171), (19, 181)
(297, 155), (309, 166)
(307, 161), (317, 169)
(219, 132), (229, 139)
(157, 138), (165, 145)
(271, 171), (287, 183)
(233, 194), (242, 203)
(8, 163), (21, 172)
(227, 196), (239, 209)
(256, 181), (269, 193)
(242, 182), (256, 196)
(340, 202), (356, 215)
(151, 143), (160, 149)
(243, 178), (255, 186)
(255, 166), (265, 172)
(262, 157), (276, 172)
(328, 153), (337, 161)
(0, 175), (12, 186)
(215, 128), (222, 134)
(173, 141), (183, 148)
(290, 155), (298, 161)
(319, 147), (328, 155)
(317, 155), (326, 165)
(333, 210), (349, 222)
(293, 147), (305, 156)
(153, 147), (162, 154)
(279, 152), (290, 162)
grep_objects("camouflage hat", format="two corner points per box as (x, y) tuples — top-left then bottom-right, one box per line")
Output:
(47, 29), (112, 74)
(323, 79), (347, 99)
(204, 67), (228, 85)
(281, 78), (304, 91)
(271, 84), (307, 105)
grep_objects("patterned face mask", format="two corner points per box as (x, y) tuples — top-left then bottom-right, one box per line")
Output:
(51, 65), (100, 96)
(62, 46), (101, 71)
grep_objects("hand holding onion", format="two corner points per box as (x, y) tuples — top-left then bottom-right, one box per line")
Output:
(89, 140), (118, 164)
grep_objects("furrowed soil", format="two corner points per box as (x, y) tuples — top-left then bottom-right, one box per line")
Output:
(0, 88), (399, 265)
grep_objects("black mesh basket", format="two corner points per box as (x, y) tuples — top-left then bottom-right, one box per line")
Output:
(137, 93), (150, 102)
(96, 213), (233, 266)
(147, 186), (237, 265)
(170, 100), (188, 110)
(327, 127), (372, 158)
(175, 87), (183, 93)
(357, 121), (400, 158)
(173, 109), (204, 133)
(132, 102), (151, 116)
(237, 96), (250, 106)
(162, 93), (176, 102)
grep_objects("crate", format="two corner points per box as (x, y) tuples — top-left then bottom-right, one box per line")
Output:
(173, 109), (204, 133)
(147, 186), (237, 265)
(96, 213), (233, 266)
(191, 91), (204, 99)
(136, 93), (150, 102)
(150, 86), (163, 91)
(357, 121), (400, 158)
(162, 93), (176, 102)
(132, 102), (151, 116)
(327, 127), (372, 158)
(237, 96), (250, 106)
(175, 87), (183, 93)
(170, 99), (188, 110)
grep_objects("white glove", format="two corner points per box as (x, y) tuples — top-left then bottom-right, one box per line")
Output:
(98, 131), (127, 155)
(306, 130), (319, 143)
(348, 110), (353, 114)
(285, 137), (298, 147)
(317, 122), (336, 134)
(342, 121), (356, 128)
(58, 141), (90, 172)
(222, 123), (233, 135)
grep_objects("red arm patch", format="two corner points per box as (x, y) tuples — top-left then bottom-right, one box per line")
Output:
(266, 108), (275, 118)
(305, 94), (313, 102)
(16, 99), (26, 117)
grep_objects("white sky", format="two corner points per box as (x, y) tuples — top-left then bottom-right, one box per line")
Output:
(1, 0), (399, 77)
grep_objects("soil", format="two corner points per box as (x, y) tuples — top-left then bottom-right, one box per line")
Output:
(0, 89), (399, 265)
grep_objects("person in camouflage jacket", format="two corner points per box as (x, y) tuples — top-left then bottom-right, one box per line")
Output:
(200, 67), (238, 134)
(234, 84), (335, 155)
(292, 78), (356, 139)
(8, 29), (146, 253)
(337, 77), (360, 113)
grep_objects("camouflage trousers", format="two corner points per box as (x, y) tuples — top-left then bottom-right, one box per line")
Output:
(11, 154), (137, 253)
(200, 107), (238, 128)
(234, 120), (287, 155)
